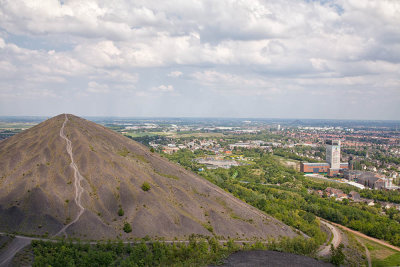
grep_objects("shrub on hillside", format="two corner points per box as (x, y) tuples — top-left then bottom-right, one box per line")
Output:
(118, 208), (124, 216)
(141, 182), (151, 191)
(123, 223), (132, 233)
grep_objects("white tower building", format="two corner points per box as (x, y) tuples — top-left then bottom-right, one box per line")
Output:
(326, 140), (341, 169)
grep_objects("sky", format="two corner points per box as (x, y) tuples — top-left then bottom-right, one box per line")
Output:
(0, 0), (399, 120)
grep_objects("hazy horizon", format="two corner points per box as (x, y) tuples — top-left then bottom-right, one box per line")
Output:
(0, 0), (399, 120)
(1, 114), (400, 123)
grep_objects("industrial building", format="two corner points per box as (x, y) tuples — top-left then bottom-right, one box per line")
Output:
(300, 140), (348, 176)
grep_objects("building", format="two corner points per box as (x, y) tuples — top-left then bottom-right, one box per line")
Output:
(344, 170), (387, 189)
(325, 187), (347, 198)
(300, 162), (330, 173)
(300, 139), (348, 176)
(326, 140), (341, 169)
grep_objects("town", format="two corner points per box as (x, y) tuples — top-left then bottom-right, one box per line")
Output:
(101, 118), (400, 190)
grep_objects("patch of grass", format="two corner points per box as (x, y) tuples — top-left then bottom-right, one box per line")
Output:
(154, 170), (179, 180)
(135, 154), (149, 163)
(373, 252), (400, 266)
(117, 147), (130, 157)
(202, 222), (214, 233)
(89, 144), (95, 152)
(356, 235), (398, 263)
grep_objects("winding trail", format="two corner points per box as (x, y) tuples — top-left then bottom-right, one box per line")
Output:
(317, 220), (342, 257)
(356, 237), (372, 267)
(54, 114), (86, 238)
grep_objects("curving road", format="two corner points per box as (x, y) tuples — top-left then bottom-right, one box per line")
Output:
(54, 114), (86, 237)
(0, 237), (31, 266)
(317, 220), (342, 257)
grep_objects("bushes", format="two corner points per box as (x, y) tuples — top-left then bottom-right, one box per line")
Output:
(141, 182), (151, 191)
(123, 223), (132, 233)
(330, 244), (345, 266)
(118, 208), (124, 216)
(31, 236), (240, 266)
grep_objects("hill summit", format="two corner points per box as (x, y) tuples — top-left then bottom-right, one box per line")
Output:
(0, 114), (296, 240)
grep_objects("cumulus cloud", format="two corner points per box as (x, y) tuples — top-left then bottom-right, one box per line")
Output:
(87, 81), (109, 93)
(168, 71), (183, 77)
(151, 85), (174, 92)
(0, 0), (399, 118)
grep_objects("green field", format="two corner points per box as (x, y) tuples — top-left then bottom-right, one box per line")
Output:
(356, 235), (400, 266)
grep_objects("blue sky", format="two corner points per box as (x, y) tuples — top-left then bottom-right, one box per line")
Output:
(0, 0), (399, 119)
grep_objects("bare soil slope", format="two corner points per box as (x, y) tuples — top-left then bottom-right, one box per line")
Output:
(0, 114), (297, 240)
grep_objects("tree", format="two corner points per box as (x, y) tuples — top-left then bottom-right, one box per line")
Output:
(150, 147), (155, 153)
(123, 222), (132, 233)
(330, 243), (345, 266)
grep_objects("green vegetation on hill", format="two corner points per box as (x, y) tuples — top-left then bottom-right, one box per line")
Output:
(123, 223), (132, 233)
(141, 182), (151, 191)
(31, 235), (321, 266)
(356, 234), (400, 266)
(273, 148), (322, 163)
(164, 150), (400, 247)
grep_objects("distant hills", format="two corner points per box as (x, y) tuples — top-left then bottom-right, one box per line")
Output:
(0, 114), (296, 240)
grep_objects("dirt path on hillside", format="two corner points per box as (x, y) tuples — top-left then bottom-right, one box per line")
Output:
(54, 114), (86, 237)
(317, 220), (342, 257)
(355, 237), (372, 267)
(328, 221), (400, 253)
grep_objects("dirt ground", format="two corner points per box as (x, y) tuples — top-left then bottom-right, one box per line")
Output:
(213, 250), (333, 267)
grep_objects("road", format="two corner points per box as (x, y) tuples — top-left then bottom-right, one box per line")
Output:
(54, 114), (85, 237)
(0, 236), (31, 266)
(317, 220), (342, 257)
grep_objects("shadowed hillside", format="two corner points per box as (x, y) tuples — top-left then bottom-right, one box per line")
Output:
(0, 114), (297, 240)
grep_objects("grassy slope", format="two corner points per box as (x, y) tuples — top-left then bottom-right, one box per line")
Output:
(356, 235), (400, 266)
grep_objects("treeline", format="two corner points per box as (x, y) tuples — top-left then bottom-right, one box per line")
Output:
(360, 189), (400, 204)
(342, 148), (367, 157)
(32, 235), (318, 266)
(32, 236), (235, 266)
(273, 148), (321, 163)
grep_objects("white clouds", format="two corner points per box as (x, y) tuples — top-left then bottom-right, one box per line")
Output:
(87, 81), (109, 93)
(151, 85), (174, 92)
(168, 71), (183, 77)
(0, 0), (399, 118)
